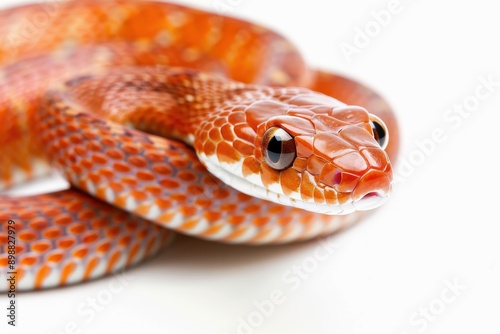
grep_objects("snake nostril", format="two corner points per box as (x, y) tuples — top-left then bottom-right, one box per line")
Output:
(333, 170), (342, 186)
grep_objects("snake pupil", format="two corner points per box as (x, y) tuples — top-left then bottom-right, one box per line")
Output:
(267, 136), (282, 164)
(369, 115), (389, 150)
(262, 127), (296, 170)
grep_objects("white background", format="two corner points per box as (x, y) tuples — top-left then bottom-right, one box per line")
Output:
(2, 0), (500, 333)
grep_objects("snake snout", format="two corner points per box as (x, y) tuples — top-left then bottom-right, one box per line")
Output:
(351, 168), (392, 210)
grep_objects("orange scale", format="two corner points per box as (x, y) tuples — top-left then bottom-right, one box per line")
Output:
(114, 195), (128, 209)
(209, 128), (222, 141)
(244, 204), (261, 214)
(125, 221), (139, 231)
(186, 184), (204, 196)
(228, 215), (246, 226)
(155, 198), (172, 210)
(88, 172), (101, 184)
(223, 227), (248, 242)
(78, 210), (96, 221)
(54, 214), (73, 226)
(140, 237), (154, 257)
(68, 222), (87, 235)
(18, 230), (37, 242)
(134, 204), (151, 216)
(88, 141), (103, 152)
(0, 233), (8, 244)
(131, 190), (148, 201)
(159, 178), (180, 189)
(31, 240), (52, 254)
(59, 138), (70, 149)
(136, 170), (156, 182)
(71, 165), (83, 175)
(249, 227), (273, 242)
(199, 223), (224, 237)
(228, 112), (245, 125)
(106, 226), (121, 238)
(18, 210), (37, 220)
(201, 175), (218, 187)
(219, 203), (237, 212)
(195, 198), (212, 208)
(179, 205), (197, 216)
(122, 144), (141, 155)
(220, 124), (236, 141)
(145, 185), (162, 196)
(203, 141), (216, 155)
(126, 244), (140, 266)
(113, 162), (132, 173)
(72, 246), (89, 259)
(20, 254), (39, 267)
(129, 156), (148, 168)
(60, 262), (77, 286)
(46, 250), (65, 264)
(96, 240), (112, 254)
(233, 139), (254, 156)
(91, 217), (109, 230)
(170, 193), (188, 203)
(84, 257), (100, 280)
(213, 188), (230, 199)
(144, 151), (165, 162)
(236, 193), (252, 202)
(156, 211), (175, 224)
(109, 181), (125, 192)
(277, 215), (293, 226)
(164, 149), (182, 157)
(178, 170), (197, 182)
(253, 216), (270, 227)
(106, 148), (125, 160)
(43, 227), (63, 240)
(15, 244), (26, 255)
(0, 256), (8, 267)
(170, 159), (189, 169)
(122, 176), (139, 187)
(101, 137), (118, 147)
(139, 143), (155, 150)
(192, 161), (208, 172)
(298, 213), (315, 225)
(57, 237), (77, 250)
(69, 133), (83, 144)
(81, 128), (99, 140)
(136, 228), (148, 240)
(268, 205), (286, 215)
(106, 251), (122, 273)
(203, 211), (222, 222)
(82, 231), (100, 244)
(118, 235), (132, 247)
(80, 158), (93, 169)
(98, 168), (115, 179)
(67, 201), (84, 213)
(152, 163), (173, 175)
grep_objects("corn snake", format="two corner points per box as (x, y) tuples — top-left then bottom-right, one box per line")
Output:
(0, 0), (399, 291)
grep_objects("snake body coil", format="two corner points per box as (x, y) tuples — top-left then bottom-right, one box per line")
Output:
(0, 0), (399, 290)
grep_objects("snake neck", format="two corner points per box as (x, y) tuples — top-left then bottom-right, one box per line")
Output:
(61, 68), (275, 148)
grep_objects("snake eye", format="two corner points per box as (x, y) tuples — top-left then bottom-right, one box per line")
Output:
(262, 127), (296, 170)
(369, 115), (389, 150)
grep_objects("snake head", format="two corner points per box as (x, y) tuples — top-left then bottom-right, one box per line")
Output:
(196, 87), (393, 215)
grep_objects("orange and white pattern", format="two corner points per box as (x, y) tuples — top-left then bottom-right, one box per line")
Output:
(0, 0), (398, 291)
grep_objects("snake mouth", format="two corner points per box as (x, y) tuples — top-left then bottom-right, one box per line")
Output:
(199, 153), (390, 215)
(352, 192), (389, 211)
